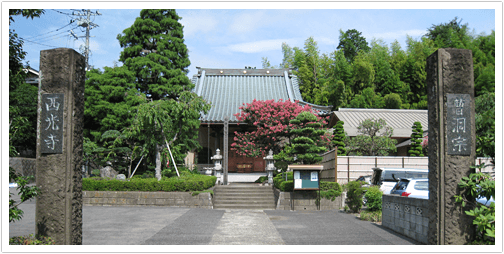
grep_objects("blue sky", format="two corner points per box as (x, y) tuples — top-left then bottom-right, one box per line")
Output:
(5, 2), (499, 78)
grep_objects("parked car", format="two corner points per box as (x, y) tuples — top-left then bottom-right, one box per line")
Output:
(370, 167), (428, 194)
(356, 175), (372, 187)
(390, 178), (429, 198)
(389, 180), (495, 207)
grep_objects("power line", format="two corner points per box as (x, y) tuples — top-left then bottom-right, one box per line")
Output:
(24, 23), (77, 40)
(50, 9), (74, 16)
(19, 37), (60, 48)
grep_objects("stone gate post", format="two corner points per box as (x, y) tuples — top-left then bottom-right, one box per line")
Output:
(426, 48), (476, 244)
(35, 48), (85, 245)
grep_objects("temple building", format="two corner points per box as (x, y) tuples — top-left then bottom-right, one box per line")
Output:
(187, 67), (332, 177)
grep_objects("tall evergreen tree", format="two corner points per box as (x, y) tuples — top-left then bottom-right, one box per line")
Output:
(408, 122), (424, 157)
(117, 9), (210, 179)
(289, 111), (328, 164)
(332, 121), (347, 156)
(337, 29), (370, 63)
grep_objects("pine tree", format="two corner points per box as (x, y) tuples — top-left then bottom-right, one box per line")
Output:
(332, 121), (347, 156)
(117, 9), (210, 179)
(117, 9), (192, 101)
(408, 121), (424, 156)
(289, 111), (328, 164)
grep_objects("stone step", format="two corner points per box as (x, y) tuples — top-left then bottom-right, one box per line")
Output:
(214, 190), (273, 195)
(213, 183), (276, 210)
(213, 203), (276, 210)
(213, 199), (274, 205)
(213, 195), (273, 200)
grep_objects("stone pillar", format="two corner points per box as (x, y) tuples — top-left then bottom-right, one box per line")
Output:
(35, 48), (85, 245)
(426, 48), (476, 245)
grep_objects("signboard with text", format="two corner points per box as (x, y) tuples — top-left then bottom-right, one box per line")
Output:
(40, 93), (64, 154)
(447, 94), (471, 155)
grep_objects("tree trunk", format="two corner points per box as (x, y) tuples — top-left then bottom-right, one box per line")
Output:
(155, 144), (162, 181)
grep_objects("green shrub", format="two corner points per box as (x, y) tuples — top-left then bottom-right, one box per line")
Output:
(320, 181), (343, 201)
(255, 176), (268, 183)
(9, 234), (55, 245)
(346, 181), (365, 213)
(142, 171), (155, 179)
(359, 210), (382, 222)
(273, 172), (293, 190)
(364, 186), (383, 211)
(454, 167), (495, 244)
(280, 180), (294, 192)
(91, 169), (100, 176)
(83, 175), (217, 192)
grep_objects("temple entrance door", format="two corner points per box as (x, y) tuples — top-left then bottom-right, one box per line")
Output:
(228, 150), (265, 173)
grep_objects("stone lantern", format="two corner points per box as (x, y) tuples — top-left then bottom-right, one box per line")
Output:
(211, 149), (223, 185)
(264, 149), (276, 185)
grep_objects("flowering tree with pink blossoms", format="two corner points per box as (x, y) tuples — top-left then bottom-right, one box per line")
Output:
(231, 99), (331, 159)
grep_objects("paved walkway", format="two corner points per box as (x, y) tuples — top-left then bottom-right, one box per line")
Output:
(9, 201), (419, 245)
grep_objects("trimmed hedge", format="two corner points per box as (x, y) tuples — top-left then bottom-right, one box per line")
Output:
(83, 175), (217, 192)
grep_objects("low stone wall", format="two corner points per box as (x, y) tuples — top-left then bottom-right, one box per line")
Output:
(83, 191), (213, 209)
(273, 188), (344, 211)
(382, 194), (429, 244)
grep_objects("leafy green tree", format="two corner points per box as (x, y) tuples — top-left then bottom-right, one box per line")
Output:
(117, 9), (210, 179)
(9, 9), (44, 156)
(475, 92), (495, 162)
(261, 57), (276, 69)
(84, 66), (142, 141)
(369, 39), (404, 96)
(345, 118), (397, 156)
(401, 36), (435, 109)
(350, 51), (375, 95)
(288, 111), (329, 164)
(349, 87), (384, 109)
(280, 42), (295, 68)
(332, 121), (347, 156)
(294, 37), (324, 103)
(383, 93), (402, 109)
(337, 29), (370, 62)
(425, 17), (472, 49)
(408, 122), (424, 157)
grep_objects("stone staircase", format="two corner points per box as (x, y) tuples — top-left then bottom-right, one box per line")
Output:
(213, 184), (276, 210)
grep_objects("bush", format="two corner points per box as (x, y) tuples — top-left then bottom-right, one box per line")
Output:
(273, 172), (293, 190)
(10, 234), (55, 245)
(346, 181), (365, 213)
(364, 186), (383, 211)
(254, 176), (268, 183)
(320, 182), (343, 201)
(280, 180), (294, 192)
(359, 210), (382, 222)
(83, 174), (217, 192)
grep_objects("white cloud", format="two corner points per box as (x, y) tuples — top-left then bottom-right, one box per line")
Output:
(224, 38), (299, 54)
(180, 12), (219, 38)
(228, 11), (269, 34)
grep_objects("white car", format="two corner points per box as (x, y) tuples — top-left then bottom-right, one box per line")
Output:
(390, 178), (429, 198)
(371, 168), (428, 194)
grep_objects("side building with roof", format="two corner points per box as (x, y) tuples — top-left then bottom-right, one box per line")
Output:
(190, 67), (332, 173)
(328, 108), (428, 156)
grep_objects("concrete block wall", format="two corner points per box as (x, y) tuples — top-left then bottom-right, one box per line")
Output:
(274, 188), (344, 211)
(83, 191), (213, 209)
(382, 194), (429, 244)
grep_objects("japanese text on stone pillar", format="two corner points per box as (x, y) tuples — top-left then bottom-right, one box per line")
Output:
(41, 94), (64, 153)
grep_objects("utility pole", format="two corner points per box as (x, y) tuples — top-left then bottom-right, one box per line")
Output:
(70, 9), (101, 71)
